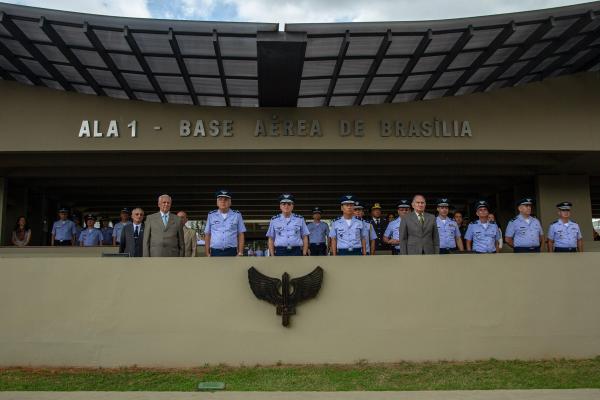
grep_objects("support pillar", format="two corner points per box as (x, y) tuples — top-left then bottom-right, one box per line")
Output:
(536, 175), (593, 242)
(0, 178), (6, 245)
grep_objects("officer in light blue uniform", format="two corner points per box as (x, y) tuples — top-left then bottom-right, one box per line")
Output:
(51, 207), (77, 246)
(383, 199), (411, 255)
(329, 195), (367, 256)
(266, 194), (310, 256)
(307, 207), (330, 256)
(436, 198), (464, 254)
(204, 190), (247, 257)
(72, 214), (83, 245)
(99, 216), (113, 245)
(79, 214), (103, 247)
(505, 198), (544, 253)
(112, 208), (131, 246)
(465, 200), (502, 254)
(547, 201), (583, 253)
(353, 200), (377, 255)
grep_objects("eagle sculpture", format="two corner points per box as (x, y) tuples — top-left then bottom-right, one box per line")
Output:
(247, 266), (324, 327)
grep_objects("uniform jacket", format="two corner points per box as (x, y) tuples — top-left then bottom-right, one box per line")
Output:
(399, 212), (440, 255)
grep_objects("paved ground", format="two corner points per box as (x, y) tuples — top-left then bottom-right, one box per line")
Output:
(1, 390), (599, 400)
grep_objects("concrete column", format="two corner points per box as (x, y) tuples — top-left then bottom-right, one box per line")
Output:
(0, 178), (6, 245)
(536, 175), (593, 241)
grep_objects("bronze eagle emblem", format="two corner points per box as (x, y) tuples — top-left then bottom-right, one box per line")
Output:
(248, 266), (324, 327)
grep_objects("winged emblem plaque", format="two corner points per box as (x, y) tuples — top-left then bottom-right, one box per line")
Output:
(248, 266), (324, 327)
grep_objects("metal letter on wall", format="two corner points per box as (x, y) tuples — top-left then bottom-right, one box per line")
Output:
(248, 266), (323, 327)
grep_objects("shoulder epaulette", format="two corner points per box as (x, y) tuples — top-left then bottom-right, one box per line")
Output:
(470, 220), (479, 224)
(509, 216), (518, 222)
(208, 209), (218, 214)
(232, 209), (240, 214)
(293, 213), (303, 218)
(271, 214), (279, 220)
(332, 216), (341, 222)
(551, 219), (558, 224)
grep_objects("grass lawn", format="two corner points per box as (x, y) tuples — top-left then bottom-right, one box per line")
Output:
(2, 358), (600, 391)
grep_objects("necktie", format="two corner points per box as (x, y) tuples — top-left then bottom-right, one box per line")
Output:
(134, 225), (139, 238)
(162, 214), (168, 226)
(418, 214), (424, 225)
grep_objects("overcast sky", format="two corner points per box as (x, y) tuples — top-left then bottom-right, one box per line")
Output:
(4, 0), (590, 23)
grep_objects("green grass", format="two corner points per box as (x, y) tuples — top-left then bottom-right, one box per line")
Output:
(2, 358), (600, 391)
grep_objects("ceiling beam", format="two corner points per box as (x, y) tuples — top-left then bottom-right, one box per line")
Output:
(415, 26), (473, 101)
(475, 17), (555, 93)
(83, 23), (136, 100)
(123, 25), (166, 102)
(536, 23), (600, 81)
(168, 28), (198, 105)
(502, 12), (595, 88)
(0, 39), (42, 85)
(385, 30), (432, 103)
(39, 17), (105, 95)
(445, 23), (516, 97)
(354, 30), (392, 106)
(0, 11), (73, 91)
(325, 30), (349, 106)
(212, 29), (230, 106)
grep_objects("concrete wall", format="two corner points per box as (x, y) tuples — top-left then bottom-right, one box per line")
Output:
(0, 72), (599, 152)
(1, 254), (599, 367)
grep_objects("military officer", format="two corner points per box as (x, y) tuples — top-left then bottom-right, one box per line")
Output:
(329, 195), (367, 256)
(72, 214), (83, 245)
(307, 207), (330, 256)
(204, 190), (247, 257)
(367, 203), (389, 251)
(547, 201), (584, 252)
(266, 194), (310, 256)
(505, 198), (544, 253)
(436, 198), (464, 254)
(465, 201), (502, 254)
(353, 200), (377, 255)
(51, 207), (77, 246)
(383, 199), (411, 255)
(112, 208), (132, 246)
(79, 214), (103, 247)
(99, 216), (113, 245)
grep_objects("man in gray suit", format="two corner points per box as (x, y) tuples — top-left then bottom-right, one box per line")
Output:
(143, 194), (184, 257)
(119, 208), (145, 257)
(399, 195), (440, 255)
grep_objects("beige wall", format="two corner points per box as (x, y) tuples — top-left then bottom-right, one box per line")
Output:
(1, 254), (600, 367)
(536, 175), (594, 242)
(0, 72), (599, 152)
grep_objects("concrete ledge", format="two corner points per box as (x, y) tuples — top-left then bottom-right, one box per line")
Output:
(1, 254), (600, 366)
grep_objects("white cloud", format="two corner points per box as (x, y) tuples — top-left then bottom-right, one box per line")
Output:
(223, 0), (588, 23)
(8, 0), (151, 18)
(4, 0), (590, 22)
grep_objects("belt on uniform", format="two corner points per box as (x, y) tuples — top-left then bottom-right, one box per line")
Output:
(554, 247), (577, 252)
(276, 246), (301, 251)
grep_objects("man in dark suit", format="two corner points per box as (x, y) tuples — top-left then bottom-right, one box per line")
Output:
(119, 208), (145, 257)
(399, 195), (440, 255)
(367, 203), (389, 252)
(143, 194), (185, 257)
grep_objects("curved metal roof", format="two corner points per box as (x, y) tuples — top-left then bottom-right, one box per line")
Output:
(0, 1), (599, 107)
